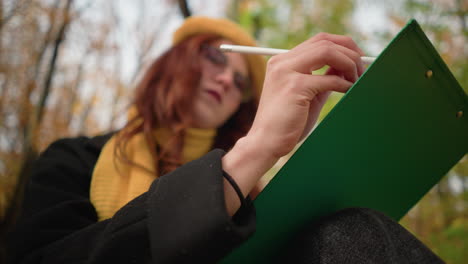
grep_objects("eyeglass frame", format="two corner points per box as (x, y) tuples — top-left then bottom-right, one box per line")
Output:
(200, 44), (253, 103)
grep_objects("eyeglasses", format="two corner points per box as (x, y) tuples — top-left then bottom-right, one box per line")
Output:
(201, 44), (252, 102)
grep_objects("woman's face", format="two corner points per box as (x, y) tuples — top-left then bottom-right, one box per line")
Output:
(191, 39), (249, 129)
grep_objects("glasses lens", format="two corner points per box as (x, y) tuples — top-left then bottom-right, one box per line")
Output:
(203, 45), (227, 66)
(234, 72), (247, 92)
(235, 73), (253, 102)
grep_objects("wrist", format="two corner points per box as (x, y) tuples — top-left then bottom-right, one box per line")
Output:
(221, 133), (279, 216)
(222, 135), (279, 197)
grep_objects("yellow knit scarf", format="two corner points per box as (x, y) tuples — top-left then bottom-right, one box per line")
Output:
(90, 127), (216, 221)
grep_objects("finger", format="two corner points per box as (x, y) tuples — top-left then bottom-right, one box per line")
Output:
(326, 66), (366, 83)
(331, 44), (365, 76)
(302, 74), (353, 96)
(287, 44), (359, 82)
(300, 90), (332, 141)
(325, 67), (342, 77)
(302, 32), (365, 56)
(293, 40), (365, 77)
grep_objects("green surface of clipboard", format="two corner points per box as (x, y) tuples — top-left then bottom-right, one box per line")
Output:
(221, 19), (468, 263)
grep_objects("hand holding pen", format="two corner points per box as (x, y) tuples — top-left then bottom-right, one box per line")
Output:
(225, 33), (367, 159)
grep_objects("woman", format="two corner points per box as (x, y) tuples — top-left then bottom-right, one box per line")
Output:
(7, 16), (443, 263)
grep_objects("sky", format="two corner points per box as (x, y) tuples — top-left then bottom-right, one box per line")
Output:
(352, 1), (391, 54)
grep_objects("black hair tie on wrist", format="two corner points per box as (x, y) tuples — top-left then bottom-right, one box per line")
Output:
(222, 171), (246, 209)
(223, 171), (254, 224)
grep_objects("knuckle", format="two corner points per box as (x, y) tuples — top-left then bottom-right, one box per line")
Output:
(332, 76), (344, 86)
(343, 36), (360, 50)
(267, 55), (281, 66)
(317, 39), (334, 47)
(315, 32), (330, 40)
(317, 45), (334, 57)
(266, 55), (286, 73)
(350, 51), (360, 61)
(343, 35), (354, 43)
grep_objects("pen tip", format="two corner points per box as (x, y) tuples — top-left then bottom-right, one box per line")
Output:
(219, 44), (231, 52)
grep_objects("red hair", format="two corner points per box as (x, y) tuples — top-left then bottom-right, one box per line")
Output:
(115, 34), (257, 175)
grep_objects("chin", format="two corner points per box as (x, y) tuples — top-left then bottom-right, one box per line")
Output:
(192, 105), (227, 129)
(191, 114), (223, 129)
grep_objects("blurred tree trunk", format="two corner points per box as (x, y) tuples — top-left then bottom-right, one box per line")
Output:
(2, 0), (75, 238)
(34, 0), (73, 128)
(178, 0), (191, 17)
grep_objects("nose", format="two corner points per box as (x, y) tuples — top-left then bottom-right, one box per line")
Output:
(215, 68), (235, 92)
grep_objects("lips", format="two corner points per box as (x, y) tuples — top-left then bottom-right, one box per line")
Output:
(206, 90), (222, 103)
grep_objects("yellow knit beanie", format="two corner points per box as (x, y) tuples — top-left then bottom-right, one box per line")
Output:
(173, 16), (266, 101)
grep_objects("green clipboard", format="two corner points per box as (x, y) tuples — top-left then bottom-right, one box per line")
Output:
(221, 19), (468, 263)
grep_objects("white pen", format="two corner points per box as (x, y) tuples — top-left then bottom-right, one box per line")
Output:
(220, 44), (376, 65)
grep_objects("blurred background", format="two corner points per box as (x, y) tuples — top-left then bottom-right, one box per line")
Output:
(0, 0), (466, 263)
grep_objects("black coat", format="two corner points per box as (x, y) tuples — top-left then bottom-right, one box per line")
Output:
(7, 134), (255, 264)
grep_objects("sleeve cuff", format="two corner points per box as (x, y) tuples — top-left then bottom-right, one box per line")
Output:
(146, 149), (256, 263)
